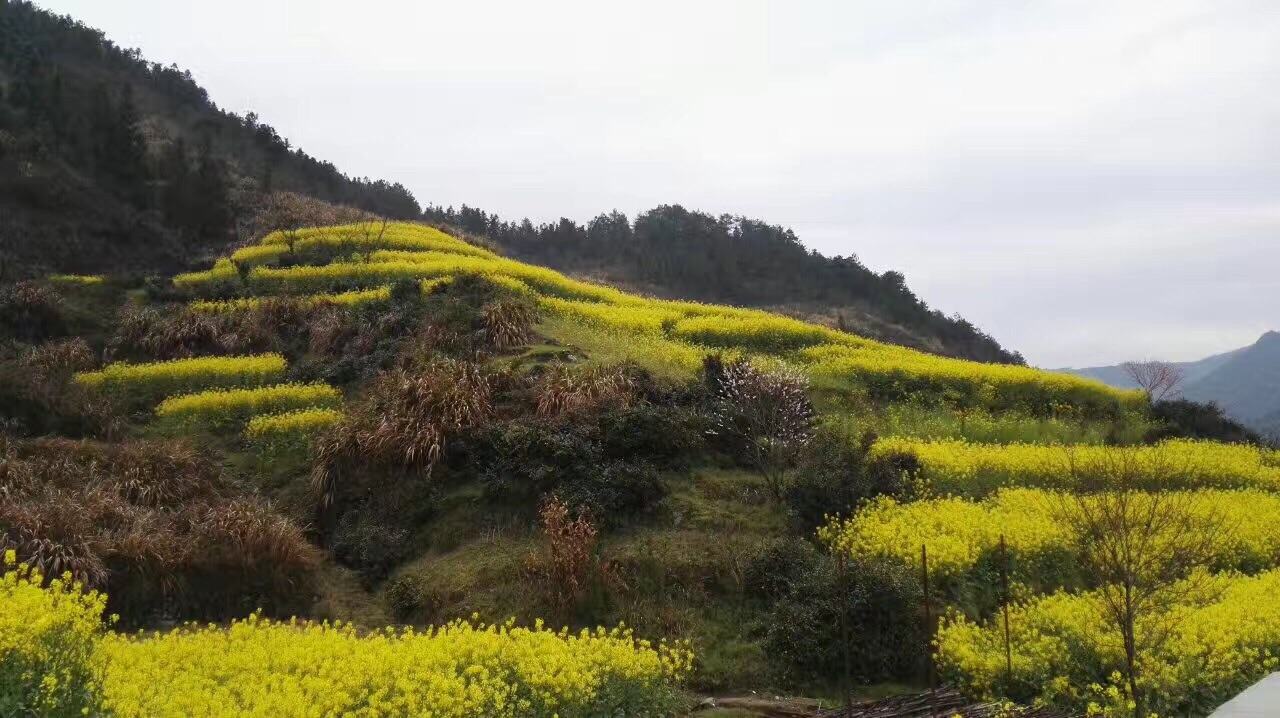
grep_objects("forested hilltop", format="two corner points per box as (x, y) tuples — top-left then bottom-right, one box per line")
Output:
(0, 0), (420, 277)
(425, 204), (1023, 364)
(1, 0), (1020, 365)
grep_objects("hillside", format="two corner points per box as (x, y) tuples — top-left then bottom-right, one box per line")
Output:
(1062, 331), (1280, 438)
(6, 220), (1280, 716)
(425, 203), (1025, 364)
(0, 1), (1024, 367)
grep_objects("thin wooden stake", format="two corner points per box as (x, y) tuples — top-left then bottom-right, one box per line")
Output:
(838, 552), (853, 717)
(922, 543), (935, 692)
(1000, 534), (1013, 687)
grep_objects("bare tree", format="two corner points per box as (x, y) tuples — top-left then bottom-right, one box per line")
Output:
(1122, 360), (1184, 403)
(1054, 449), (1232, 715)
(710, 359), (816, 500)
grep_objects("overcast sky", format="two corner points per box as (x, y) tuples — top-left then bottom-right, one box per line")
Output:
(41, 0), (1279, 367)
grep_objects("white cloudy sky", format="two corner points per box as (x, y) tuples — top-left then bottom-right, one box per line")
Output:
(43, 0), (1279, 367)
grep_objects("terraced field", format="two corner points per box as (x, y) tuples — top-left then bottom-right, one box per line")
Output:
(9, 221), (1274, 717)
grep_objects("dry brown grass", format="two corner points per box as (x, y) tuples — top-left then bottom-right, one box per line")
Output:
(312, 360), (492, 509)
(20, 338), (96, 377)
(108, 304), (271, 360)
(482, 298), (536, 349)
(0, 436), (318, 622)
(534, 363), (639, 418)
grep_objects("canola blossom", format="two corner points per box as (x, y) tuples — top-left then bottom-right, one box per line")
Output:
(189, 287), (394, 313)
(244, 407), (342, 456)
(0, 553), (106, 718)
(156, 382), (342, 428)
(936, 568), (1280, 716)
(823, 488), (1280, 585)
(173, 258), (241, 294)
(74, 354), (287, 402)
(1, 557), (693, 718)
(47, 273), (105, 285)
(870, 437), (1280, 496)
(171, 223), (1137, 416)
(260, 222), (496, 258)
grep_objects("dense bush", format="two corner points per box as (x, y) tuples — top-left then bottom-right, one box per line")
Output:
(749, 539), (925, 687)
(472, 399), (701, 524)
(785, 426), (904, 532)
(0, 281), (66, 343)
(0, 340), (121, 438)
(0, 437), (319, 624)
(1145, 398), (1264, 444)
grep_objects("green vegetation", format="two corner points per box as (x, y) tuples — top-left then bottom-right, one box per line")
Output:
(4, 220), (1275, 717)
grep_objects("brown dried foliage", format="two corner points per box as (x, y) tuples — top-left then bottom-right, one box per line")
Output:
(481, 298), (536, 349)
(312, 360), (492, 509)
(529, 497), (604, 614)
(0, 437), (319, 621)
(535, 363), (638, 418)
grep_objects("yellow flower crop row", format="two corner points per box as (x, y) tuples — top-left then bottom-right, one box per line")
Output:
(174, 221), (1138, 415)
(172, 258), (241, 294)
(244, 407), (342, 446)
(98, 616), (691, 718)
(539, 296), (681, 336)
(3, 556), (693, 717)
(870, 437), (1280, 496)
(156, 382), (342, 428)
(189, 287), (393, 313)
(801, 344), (1141, 416)
(47, 273), (105, 285)
(75, 354), (287, 402)
(671, 314), (840, 352)
(260, 222), (496, 258)
(823, 488), (1280, 585)
(227, 243), (288, 267)
(936, 568), (1280, 715)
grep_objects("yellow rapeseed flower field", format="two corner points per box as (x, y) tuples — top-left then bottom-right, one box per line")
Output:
(170, 222), (1136, 416)
(823, 488), (1280, 584)
(936, 568), (1280, 715)
(156, 382), (342, 428)
(75, 354), (287, 401)
(3, 557), (693, 717)
(870, 437), (1280, 496)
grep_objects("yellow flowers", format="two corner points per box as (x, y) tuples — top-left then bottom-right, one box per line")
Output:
(189, 287), (393, 313)
(261, 222), (496, 258)
(75, 354), (287, 401)
(671, 314), (836, 351)
(156, 383), (342, 428)
(1, 556), (106, 718)
(173, 258), (240, 294)
(936, 569), (1280, 715)
(47, 273), (105, 285)
(98, 616), (692, 717)
(2, 559), (694, 718)
(172, 221), (1140, 415)
(244, 408), (342, 455)
(823, 488), (1280, 584)
(871, 437), (1280, 496)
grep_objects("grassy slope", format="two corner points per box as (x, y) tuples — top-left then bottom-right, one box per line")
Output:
(31, 223), (1157, 703)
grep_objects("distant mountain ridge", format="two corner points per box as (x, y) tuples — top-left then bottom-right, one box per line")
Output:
(1060, 331), (1280, 438)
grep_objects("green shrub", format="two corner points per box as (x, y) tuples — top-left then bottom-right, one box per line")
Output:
(475, 411), (673, 525)
(784, 426), (903, 532)
(751, 542), (925, 687)
(0, 281), (66, 343)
